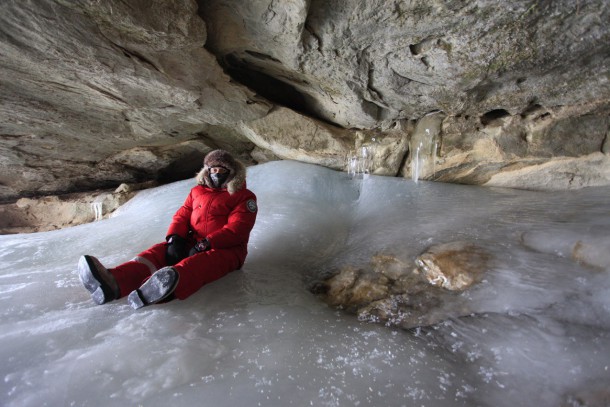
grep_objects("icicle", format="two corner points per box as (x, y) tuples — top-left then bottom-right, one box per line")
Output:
(91, 195), (108, 221)
(409, 111), (445, 183)
(411, 139), (420, 182)
(346, 141), (377, 179)
(91, 202), (103, 221)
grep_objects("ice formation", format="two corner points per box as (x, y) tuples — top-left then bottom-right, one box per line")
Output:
(347, 143), (377, 179)
(91, 201), (103, 221)
(0, 161), (608, 407)
(409, 111), (445, 182)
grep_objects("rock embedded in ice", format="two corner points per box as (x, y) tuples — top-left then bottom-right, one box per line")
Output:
(414, 241), (491, 290)
(312, 242), (492, 329)
(521, 229), (610, 270)
(572, 239), (610, 271)
(310, 265), (389, 309)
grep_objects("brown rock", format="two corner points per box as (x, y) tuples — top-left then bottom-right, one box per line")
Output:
(312, 242), (492, 329)
(415, 241), (491, 291)
(0, 182), (153, 234)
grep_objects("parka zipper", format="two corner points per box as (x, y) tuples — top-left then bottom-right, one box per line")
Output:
(201, 190), (218, 237)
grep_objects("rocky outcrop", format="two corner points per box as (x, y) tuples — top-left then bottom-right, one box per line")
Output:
(0, 182), (153, 234)
(0, 0), (270, 202)
(311, 242), (492, 329)
(200, 0), (610, 188)
(1, 0), (609, 205)
(202, 0), (610, 128)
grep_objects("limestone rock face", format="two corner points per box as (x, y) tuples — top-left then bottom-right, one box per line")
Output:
(237, 107), (410, 174)
(0, 0), (270, 201)
(201, 5), (608, 120)
(0, 181), (154, 234)
(200, 0), (610, 187)
(1, 0), (610, 203)
(311, 242), (492, 329)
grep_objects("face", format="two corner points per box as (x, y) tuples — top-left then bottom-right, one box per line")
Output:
(210, 167), (228, 174)
(208, 166), (230, 188)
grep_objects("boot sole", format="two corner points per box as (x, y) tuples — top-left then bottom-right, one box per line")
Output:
(128, 268), (178, 310)
(127, 289), (146, 309)
(78, 255), (112, 305)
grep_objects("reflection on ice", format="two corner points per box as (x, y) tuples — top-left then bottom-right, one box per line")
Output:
(0, 161), (609, 407)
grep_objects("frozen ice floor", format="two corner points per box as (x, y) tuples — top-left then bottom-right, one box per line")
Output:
(0, 160), (609, 407)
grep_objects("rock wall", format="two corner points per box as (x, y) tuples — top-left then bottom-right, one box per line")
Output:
(0, 182), (152, 234)
(0, 0), (270, 201)
(1, 0), (609, 203)
(200, 0), (610, 187)
(202, 0), (609, 127)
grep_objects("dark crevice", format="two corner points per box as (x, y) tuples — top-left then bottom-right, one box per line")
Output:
(85, 83), (128, 105)
(98, 29), (163, 73)
(120, 47), (163, 73)
(217, 52), (342, 126)
(157, 150), (206, 184)
(397, 148), (410, 178)
(244, 50), (281, 63)
(480, 109), (510, 125)
(304, 22), (322, 52)
(367, 69), (384, 103)
(195, 1), (342, 128)
(521, 103), (542, 116)
(224, 56), (309, 114)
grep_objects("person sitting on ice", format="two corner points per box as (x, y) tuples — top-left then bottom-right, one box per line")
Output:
(77, 149), (258, 309)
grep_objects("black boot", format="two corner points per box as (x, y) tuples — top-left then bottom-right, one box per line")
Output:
(127, 267), (179, 309)
(78, 255), (120, 305)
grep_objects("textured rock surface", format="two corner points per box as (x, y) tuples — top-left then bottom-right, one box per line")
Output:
(201, 0), (610, 187)
(1, 0), (609, 203)
(415, 241), (490, 290)
(311, 243), (492, 329)
(203, 0), (609, 127)
(0, 0), (270, 201)
(0, 182), (153, 234)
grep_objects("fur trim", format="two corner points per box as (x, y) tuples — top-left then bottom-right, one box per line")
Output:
(203, 149), (237, 172)
(195, 155), (246, 194)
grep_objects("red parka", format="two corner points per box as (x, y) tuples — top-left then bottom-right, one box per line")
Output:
(166, 184), (257, 267)
(108, 151), (258, 301)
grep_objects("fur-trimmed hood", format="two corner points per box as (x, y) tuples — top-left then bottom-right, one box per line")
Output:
(195, 150), (246, 194)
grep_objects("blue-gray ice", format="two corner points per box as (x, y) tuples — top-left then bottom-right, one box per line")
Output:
(1, 161), (608, 407)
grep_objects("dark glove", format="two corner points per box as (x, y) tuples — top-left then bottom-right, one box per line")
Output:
(165, 234), (188, 266)
(188, 238), (210, 256)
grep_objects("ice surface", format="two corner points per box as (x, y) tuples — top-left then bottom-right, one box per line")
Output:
(1, 160), (609, 407)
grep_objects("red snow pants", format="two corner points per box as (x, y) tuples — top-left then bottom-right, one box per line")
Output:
(110, 242), (240, 300)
